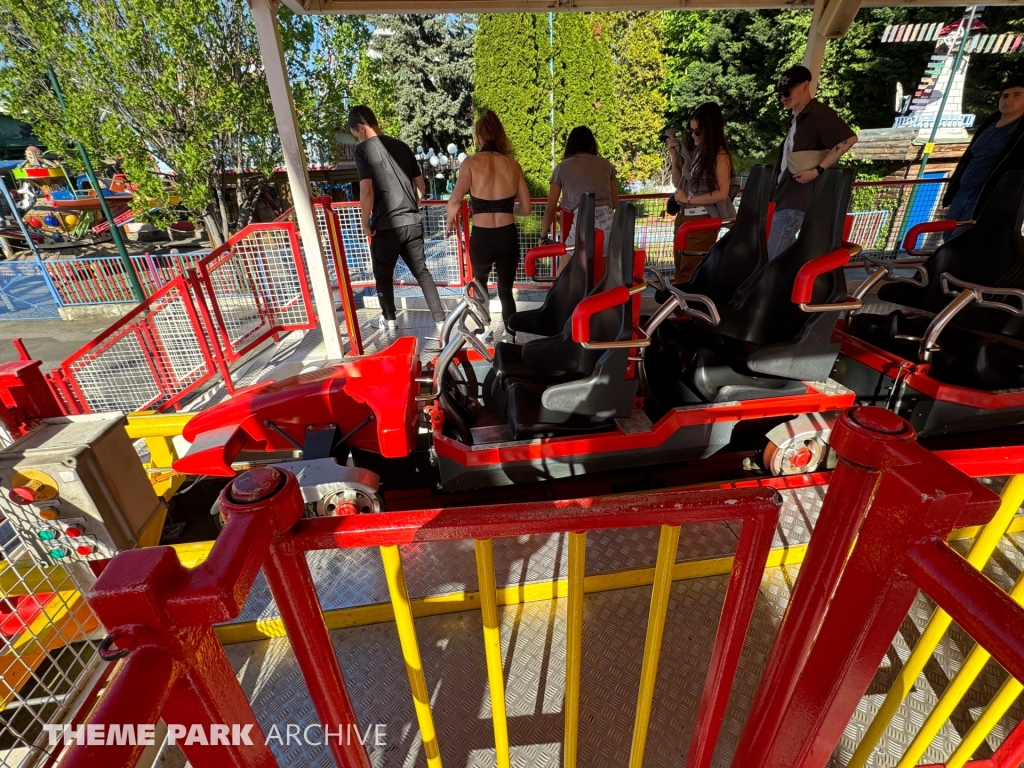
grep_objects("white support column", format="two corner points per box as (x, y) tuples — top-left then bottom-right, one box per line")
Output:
(250, 0), (345, 361)
(803, 0), (829, 93)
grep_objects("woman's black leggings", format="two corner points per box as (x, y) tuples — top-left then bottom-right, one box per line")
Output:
(469, 224), (520, 327)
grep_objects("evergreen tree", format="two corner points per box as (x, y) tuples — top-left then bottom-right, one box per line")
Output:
(552, 14), (620, 176)
(368, 15), (475, 153)
(474, 13), (552, 193)
(600, 12), (669, 187)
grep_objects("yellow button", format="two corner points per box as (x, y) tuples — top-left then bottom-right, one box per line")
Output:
(39, 508), (58, 521)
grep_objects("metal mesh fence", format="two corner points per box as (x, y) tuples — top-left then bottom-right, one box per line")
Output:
(198, 224), (315, 362)
(316, 201), (465, 289)
(0, 263), (59, 321)
(60, 278), (215, 414)
(849, 178), (951, 258)
(0, 517), (103, 768)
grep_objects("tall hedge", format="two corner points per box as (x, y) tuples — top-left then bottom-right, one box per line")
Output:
(474, 14), (552, 193)
(552, 14), (620, 173)
(601, 12), (669, 187)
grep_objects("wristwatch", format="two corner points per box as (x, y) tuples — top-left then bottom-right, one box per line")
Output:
(814, 165), (825, 176)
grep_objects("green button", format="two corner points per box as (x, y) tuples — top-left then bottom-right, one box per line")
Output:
(37, 530), (55, 541)
(49, 548), (66, 560)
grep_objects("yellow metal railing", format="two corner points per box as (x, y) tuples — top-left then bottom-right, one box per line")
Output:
(848, 474), (1024, 768)
(124, 410), (196, 499)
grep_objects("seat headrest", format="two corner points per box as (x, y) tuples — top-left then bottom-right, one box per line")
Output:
(971, 170), (1024, 234)
(778, 167), (852, 261)
(738, 164), (773, 224)
(594, 201), (635, 294)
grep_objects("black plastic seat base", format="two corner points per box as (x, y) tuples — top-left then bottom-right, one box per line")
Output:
(506, 380), (618, 440)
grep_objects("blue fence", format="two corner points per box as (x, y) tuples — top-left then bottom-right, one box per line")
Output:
(0, 262), (61, 320)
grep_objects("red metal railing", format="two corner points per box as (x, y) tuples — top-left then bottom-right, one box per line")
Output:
(57, 406), (1024, 768)
(47, 222), (316, 414)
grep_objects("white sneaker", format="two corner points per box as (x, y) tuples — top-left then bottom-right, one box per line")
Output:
(436, 319), (445, 334)
(377, 315), (397, 332)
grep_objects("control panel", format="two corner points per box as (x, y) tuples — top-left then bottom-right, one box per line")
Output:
(0, 414), (166, 566)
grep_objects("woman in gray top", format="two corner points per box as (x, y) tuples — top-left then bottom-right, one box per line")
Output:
(667, 102), (738, 284)
(539, 127), (618, 267)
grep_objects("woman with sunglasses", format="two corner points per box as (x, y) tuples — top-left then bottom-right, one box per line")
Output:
(666, 102), (739, 284)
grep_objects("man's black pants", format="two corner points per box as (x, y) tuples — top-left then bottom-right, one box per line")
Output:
(369, 223), (445, 322)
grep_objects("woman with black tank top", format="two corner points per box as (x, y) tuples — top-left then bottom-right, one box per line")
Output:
(445, 110), (531, 338)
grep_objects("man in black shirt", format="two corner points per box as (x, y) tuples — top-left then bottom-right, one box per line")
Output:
(768, 66), (858, 260)
(348, 106), (446, 332)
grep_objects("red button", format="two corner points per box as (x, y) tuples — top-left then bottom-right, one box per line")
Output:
(790, 448), (813, 468)
(65, 527), (82, 538)
(76, 545), (93, 556)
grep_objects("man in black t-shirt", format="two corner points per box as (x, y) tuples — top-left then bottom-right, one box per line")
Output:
(768, 66), (858, 260)
(349, 106), (446, 332)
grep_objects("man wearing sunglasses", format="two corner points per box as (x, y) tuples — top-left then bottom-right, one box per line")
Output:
(768, 65), (857, 260)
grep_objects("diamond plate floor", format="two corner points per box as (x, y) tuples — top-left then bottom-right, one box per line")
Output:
(162, 502), (1024, 768)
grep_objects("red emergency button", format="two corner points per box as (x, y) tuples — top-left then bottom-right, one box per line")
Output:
(76, 545), (93, 556)
(65, 527), (82, 538)
(9, 481), (41, 505)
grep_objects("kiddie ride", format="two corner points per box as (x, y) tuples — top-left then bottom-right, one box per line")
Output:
(173, 165), (876, 515)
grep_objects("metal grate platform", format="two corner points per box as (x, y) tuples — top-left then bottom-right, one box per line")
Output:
(152, 483), (1024, 768)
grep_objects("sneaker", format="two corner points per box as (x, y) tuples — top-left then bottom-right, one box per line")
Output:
(377, 315), (397, 332)
(436, 319), (445, 334)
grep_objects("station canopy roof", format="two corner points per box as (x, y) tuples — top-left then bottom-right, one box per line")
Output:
(281, 0), (1017, 13)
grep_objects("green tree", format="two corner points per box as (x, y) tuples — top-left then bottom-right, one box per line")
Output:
(350, 49), (401, 137)
(281, 12), (373, 166)
(664, 10), (812, 160)
(552, 14), (620, 176)
(474, 13), (552, 193)
(0, 0), (283, 238)
(600, 12), (668, 187)
(0, 1), (377, 238)
(368, 15), (475, 153)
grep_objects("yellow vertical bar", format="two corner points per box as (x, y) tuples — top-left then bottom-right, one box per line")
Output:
(629, 524), (681, 768)
(474, 539), (510, 768)
(848, 474), (1024, 768)
(564, 532), (587, 768)
(896, 568), (1024, 768)
(948, 676), (1023, 768)
(380, 545), (443, 768)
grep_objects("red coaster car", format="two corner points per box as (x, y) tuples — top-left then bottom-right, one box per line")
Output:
(833, 171), (1024, 439)
(173, 168), (861, 493)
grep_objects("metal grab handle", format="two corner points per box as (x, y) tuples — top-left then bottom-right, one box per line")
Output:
(642, 268), (720, 326)
(581, 325), (651, 350)
(915, 274), (1024, 363)
(940, 273), (1024, 316)
(673, 290), (720, 326)
(423, 309), (495, 402)
(799, 298), (864, 313)
(852, 257), (929, 302)
(440, 280), (491, 347)
(644, 267), (672, 295)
